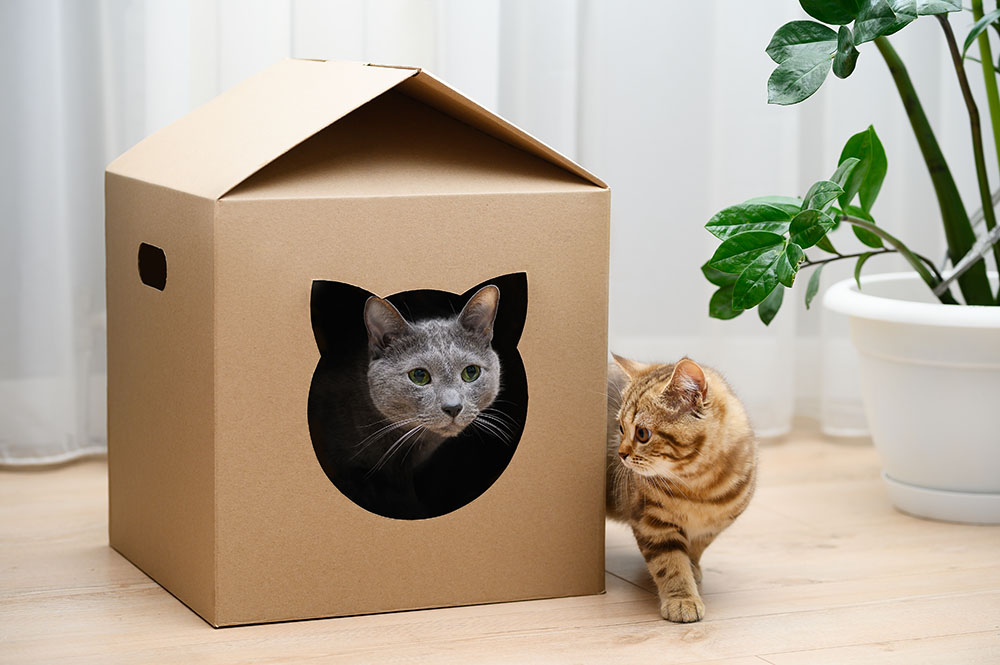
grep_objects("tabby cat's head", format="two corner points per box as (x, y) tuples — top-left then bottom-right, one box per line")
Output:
(613, 355), (713, 477)
(364, 285), (501, 438)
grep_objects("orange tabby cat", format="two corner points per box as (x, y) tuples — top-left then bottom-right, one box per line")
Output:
(606, 355), (757, 623)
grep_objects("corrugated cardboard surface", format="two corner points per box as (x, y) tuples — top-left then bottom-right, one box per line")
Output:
(106, 60), (414, 200)
(106, 174), (218, 623)
(106, 59), (610, 626)
(212, 189), (608, 624)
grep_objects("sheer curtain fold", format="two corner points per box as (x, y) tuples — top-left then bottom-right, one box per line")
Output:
(2, 0), (977, 462)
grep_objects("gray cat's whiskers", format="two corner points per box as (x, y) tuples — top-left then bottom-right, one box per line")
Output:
(470, 419), (513, 446)
(358, 415), (396, 430)
(366, 424), (424, 477)
(399, 427), (428, 467)
(350, 417), (422, 460)
(479, 409), (518, 436)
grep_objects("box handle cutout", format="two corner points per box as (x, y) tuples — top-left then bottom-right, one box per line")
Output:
(138, 243), (167, 291)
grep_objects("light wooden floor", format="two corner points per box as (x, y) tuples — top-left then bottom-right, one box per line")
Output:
(2, 434), (999, 664)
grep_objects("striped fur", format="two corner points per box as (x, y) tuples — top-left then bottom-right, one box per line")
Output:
(606, 355), (758, 623)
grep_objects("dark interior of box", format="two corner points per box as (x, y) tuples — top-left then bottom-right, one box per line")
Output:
(307, 272), (529, 520)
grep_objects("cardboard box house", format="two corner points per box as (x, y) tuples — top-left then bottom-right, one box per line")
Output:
(105, 59), (610, 626)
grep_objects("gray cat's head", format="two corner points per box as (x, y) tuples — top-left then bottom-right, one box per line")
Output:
(363, 285), (502, 438)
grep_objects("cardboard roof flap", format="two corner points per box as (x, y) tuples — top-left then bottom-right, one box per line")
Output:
(106, 59), (606, 201)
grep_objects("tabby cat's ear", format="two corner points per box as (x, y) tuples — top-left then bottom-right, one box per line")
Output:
(459, 285), (500, 341)
(664, 357), (709, 407)
(612, 353), (648, 379)
(364, 296), (412, 358)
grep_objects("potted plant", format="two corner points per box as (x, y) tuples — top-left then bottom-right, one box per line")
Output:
(702, 0), (1000, 524)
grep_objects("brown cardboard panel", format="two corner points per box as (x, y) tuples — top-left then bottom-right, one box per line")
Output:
(106, 58), (612, 626)
(106, 60), (415, 201)
(225, 91), (595, 200)
(395, 71), (607, 189)
(105, 173), (217, 624)
(210, 189), (609, 624)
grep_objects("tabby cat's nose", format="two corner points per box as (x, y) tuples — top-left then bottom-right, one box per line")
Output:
(618, 451), (629, 461)
(441, 403), (462, 418)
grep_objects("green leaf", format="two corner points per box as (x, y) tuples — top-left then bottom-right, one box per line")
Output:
(766, 21), (839, 64)
(963, 8), (1000, 57)
(767, 51), (834, 105)
(805, 264), (825, 309)
(915, 0), (961, 15)
(802, 180), (845, 211)
(854, 0), (898, 43)
(844, 204), (884, 248)
(816, 234), (840, 254)
(830, 157), (860, 190)
(705, 202), (797, 240)
(838, 125), (887, 211)
(702, 261), (738, 287)
(834, 26), (860, 77)
(790, 209), (837, 248)
(758, 285), (785, 326)
(881, 0), (917, 35)
(854, 251), (875, 288)
(709, 284), (743, 320)
(745, 195), (804, 208)
(800, 0), (862, 25)
(708, 231), (787, 274)
(733, 246), (785, 310)
(777, 242), (805, 287)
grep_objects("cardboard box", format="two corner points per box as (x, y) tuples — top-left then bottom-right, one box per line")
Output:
(105, 59), (610, 626)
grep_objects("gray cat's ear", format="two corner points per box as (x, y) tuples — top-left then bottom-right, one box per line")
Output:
(458, 285), (500, 341)
(612, 353), (648, 379)
(364, 296), (412, 357)
(664, 357), (709, 406)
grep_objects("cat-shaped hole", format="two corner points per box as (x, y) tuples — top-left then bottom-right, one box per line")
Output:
(308, 273), (529, 520)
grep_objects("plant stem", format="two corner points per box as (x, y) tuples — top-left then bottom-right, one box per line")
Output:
(802, 248), (894, 267)
(838, 214), (960, 304)
(972, 0), (1000, 176)
(938, 13), (1000, 293)
(803, 247), (945, 281)
(873, 35), (993, 305)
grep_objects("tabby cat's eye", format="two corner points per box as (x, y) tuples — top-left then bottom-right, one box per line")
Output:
(461, 364), (481, 382)
(619, 422), (624, 435)
(408, 368), (431, 386)
(635, 426), (650, 443)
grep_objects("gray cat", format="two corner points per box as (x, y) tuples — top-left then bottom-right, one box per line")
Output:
(358, 285), (503, 472)
(308, 276), (528, 520)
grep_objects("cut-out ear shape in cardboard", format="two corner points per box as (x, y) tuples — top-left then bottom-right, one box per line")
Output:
(308, 273), (529, 520)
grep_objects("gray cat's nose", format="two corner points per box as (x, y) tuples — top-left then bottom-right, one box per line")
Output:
(441, 403), (463, 418)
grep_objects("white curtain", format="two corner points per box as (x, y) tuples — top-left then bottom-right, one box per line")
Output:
(1, 0), (990, 462)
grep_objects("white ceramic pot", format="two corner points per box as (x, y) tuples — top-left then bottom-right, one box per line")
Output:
(824, 272), (1000, 524)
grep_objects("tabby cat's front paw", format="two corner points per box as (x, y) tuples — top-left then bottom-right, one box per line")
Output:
(660, 595), (705, 623)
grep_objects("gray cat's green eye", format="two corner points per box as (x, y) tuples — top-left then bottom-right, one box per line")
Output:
(408, 368), (431, 386)
(461, 365), (481, 382)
